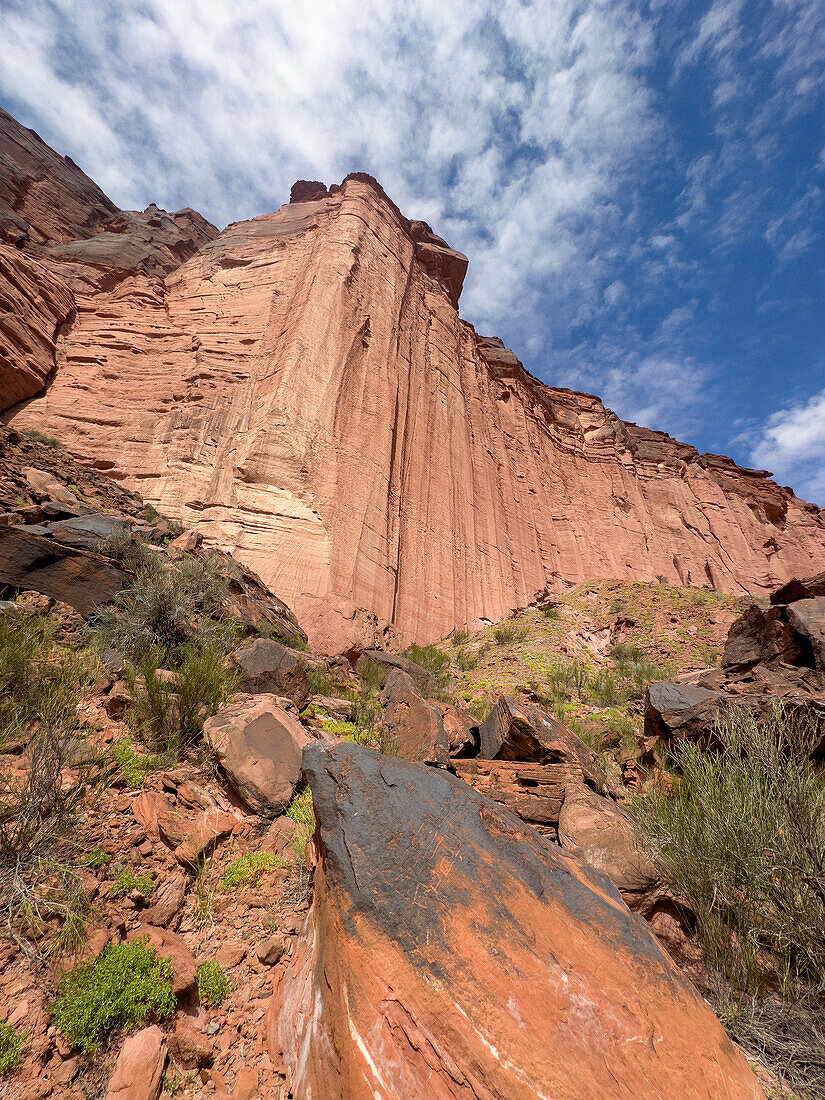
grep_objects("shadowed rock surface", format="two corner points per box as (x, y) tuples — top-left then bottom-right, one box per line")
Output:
(275, 741), (764, 1100)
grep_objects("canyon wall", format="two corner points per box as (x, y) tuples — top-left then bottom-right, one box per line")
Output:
(2, 108), (823, 646)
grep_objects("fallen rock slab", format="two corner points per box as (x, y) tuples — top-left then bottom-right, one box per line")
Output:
(203, 693), (312, 815)
(480, 695), (602, 784)
(0, 525), (128, 615)
(274, 741), (764, 1100)
(104, 1025), (167, 1100)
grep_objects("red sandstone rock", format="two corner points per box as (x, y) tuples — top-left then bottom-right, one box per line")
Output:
(104, 1025), (166, 1100)
(231, 637), (310, 707)
(379, 668), (450, 765)
(126, 925), (196, 997)
(203, 694), (312, 815)
(2, 108), (823, 649)
(275, 742), (764, 1100)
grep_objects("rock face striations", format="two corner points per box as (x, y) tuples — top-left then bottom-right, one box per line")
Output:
(2, 108), (823, 647)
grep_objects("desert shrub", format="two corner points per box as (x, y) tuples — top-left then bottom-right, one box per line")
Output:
(89, 556), (233, 663)
(587, 666), (624, 706)
(402, 644), (450, 677)
(467, 697), (489, 722)
(83, 846), (110, 870)
(50, 939), (175, 1053)
(127, 641), (236, 755)
(636, 705), (825, 1002)
(545, 656), (589, 702)
(20, 428), (61, 448)
(287, 789), (315, 859)
(350, 696), (380, 731)
(0, 1020), (23, 1075)
(197, 959), (231, 1006)
(609, 643), (645, 663)
(221, 851), (283, 892)
(622, 656), (674, 699)
(541, 604), (560, 619)
(492, 621), (530, 646)
(0, 617), (90, 745)
(719, 996), (825, 1100)
(97, 531), (158, 574)
(450, 628), (471, 646)
(453, 646), (479, 672)
(355, 655), (387, 693)
(111, 738), (158, 787)
(143, 503), (160, 524)
(109, 868), (154, 898)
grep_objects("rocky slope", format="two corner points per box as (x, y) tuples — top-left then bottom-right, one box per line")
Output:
(2, 107), (823, 653)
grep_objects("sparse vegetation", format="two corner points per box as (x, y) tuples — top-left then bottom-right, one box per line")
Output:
(0, 1019), (23, 1075)
(221, 851), (284, 892)
(19, 428), (62, 448)
(109, 867), (154, 899)
(197, 959), (231, 1006)
(636, 705), (825, 1002)
(493, 621), (530, 646)
(111, 738), (158, 787)
(451, 628), (472, 646)
(50, 939), (175, 1053)
(287, 789), (315, 859)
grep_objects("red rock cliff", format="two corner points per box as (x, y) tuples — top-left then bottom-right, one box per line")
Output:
(2, 110), (823, 646)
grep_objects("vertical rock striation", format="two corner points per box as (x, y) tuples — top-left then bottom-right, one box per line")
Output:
(2, 109), (823, 646)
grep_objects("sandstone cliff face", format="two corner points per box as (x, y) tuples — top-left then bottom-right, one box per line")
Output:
(2, 110), (823, 646)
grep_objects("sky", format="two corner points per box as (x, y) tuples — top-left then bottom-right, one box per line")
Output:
(1, 0), (823, 503)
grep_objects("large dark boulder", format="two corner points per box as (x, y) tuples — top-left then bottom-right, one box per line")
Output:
(43, 513), (132, 551)
(231, 637), (310, 708)
(273, 742), (763, 1100)
(0, 524), (128, 615)
(723, 603), (806, 668)
(479, 695), (602, 786)
(787, 597), (825, 675)
(770, 571), (825, 605)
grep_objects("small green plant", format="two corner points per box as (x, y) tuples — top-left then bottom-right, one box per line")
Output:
(109, 868), (154, 898)
(221, 851), (283, 891)
(587, 665), (624, 706)
(492, 621), (530, 646)
(287, 789), (315, 859)
(355, 655), (387, 693)
(402, 644), (451, 677)
(450, 628), (472, 646)
(197, 959), (231, 1006)
(111, 739), (158, 787)
(453, 646), (479, 672)
(83, 846), (111, 870)
(50, 939), (175, 1053)
(541, 604), (560, 619)
(0, 1019), (23, 1075)
(610, 643), (645, 663)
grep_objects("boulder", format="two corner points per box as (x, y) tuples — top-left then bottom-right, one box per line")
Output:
(43, 513), (131, 551)
(360, 649), (432, 691)
(22, 467), (82, 507)
(557, 782), (672, 919)
(0, 525), (128, 615)
(168, 1015), (213, 1069)
(231, 637), (310, 707)
(104, 1026), (167, 1100)
(203, 694), (313, 815)
(787, 597), (825, 674)
(479, 696), (602, 785)
(275, 742), (763, 1100)
(144, 872), (188, 928)
(433, 700), (477, 757)
(723, 603), (806, 668)
(379, 668), (449, 766)
(126, 925), (196, 997)
(645, 680), (728, 743)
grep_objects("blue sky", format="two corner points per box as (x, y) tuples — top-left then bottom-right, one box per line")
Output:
(1, 0), (823, 502)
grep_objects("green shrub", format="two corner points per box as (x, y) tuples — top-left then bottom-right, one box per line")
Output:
(20, 428), (61, 448)
(50, 939), (175, 1052)
(402, 644), (451, 677)
(0, 1020), (23, 1074)
(197, 959), (231, 1005)
(587, 665), (624, 706)
(354, 655), (386, 694)
(453, 646), (479, 671)
(83, 846), (111, 870)
(450, 628), (472, 646)
(111, 739), (158, 787)
(287, 789), (315, 859)
(221, 851), (283, 891)
(636, 705), (825, 1002)
(128, 642), (235, 754)
(609, 643), (645, 663)
(109, 868), (154, 898)
(492, 621), (530, 646)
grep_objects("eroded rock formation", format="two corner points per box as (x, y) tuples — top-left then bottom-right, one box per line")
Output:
(2, 108), (823, 648)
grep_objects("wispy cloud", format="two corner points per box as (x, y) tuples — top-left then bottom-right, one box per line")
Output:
(0, 0), (823, 501)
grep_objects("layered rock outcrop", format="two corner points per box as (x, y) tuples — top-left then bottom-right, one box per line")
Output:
(275, 741), (764, 1100)
(2, 108), (823, 646)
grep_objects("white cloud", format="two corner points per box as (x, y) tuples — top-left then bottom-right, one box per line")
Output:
(751, 387), (825, 504)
